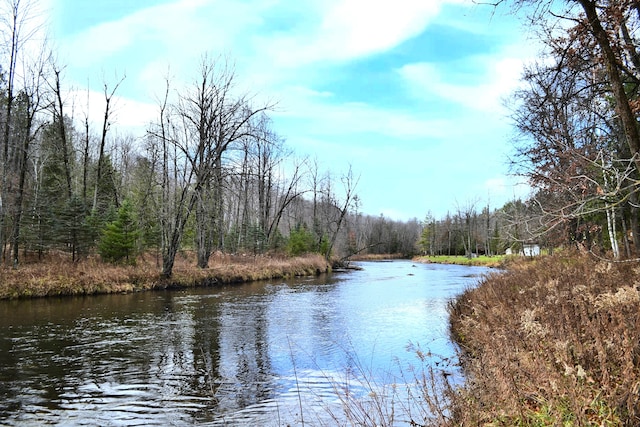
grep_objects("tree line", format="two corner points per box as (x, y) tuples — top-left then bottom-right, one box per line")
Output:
(6, 0), (633, 274)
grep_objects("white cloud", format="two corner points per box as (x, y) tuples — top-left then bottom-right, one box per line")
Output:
(398, 53), (526, 113)
(61, 87), (157, 138)
(46, 0), (532, 219)
(251, 0), (458, 68)
(59, 0), (262, 70)
(273, 84), (466, 142)
(317, 0), (444, 60)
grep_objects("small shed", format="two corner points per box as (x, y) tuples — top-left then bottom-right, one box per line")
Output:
(523, 243), (540, 257)
(506, 243), (541, 257)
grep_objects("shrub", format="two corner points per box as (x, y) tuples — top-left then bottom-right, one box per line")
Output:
(287, 224), (316, 256)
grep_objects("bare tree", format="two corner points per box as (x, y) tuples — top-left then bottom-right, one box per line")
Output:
(47, 63), (72, 200)
(149, 56), (274, 277)
(503, 1), (640, 257)
(9, 44), (49, 266)
(323, 165), (359, 261)
(0, 0), (42, 263)
(92, 75), (125, 213)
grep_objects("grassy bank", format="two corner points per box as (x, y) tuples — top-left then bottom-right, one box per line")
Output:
(414, 254), (508, 268)
(0, 252), (331, 299)
(448, 253), (640, 425)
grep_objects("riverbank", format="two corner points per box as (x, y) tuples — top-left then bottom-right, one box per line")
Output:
(0, 252), (331, 299)
(447, 253), (640, 425)
(414, 254), (508, 268)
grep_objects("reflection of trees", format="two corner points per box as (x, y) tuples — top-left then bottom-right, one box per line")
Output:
(215, 297), (273, 410)
(0, 277), (347, 424)
(265, 283), (348, 373)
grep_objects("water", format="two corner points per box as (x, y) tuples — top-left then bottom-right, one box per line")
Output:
(0, 260), (488, 426)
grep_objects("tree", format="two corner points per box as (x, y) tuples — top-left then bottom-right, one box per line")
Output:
(9, 50), (49, 266)
(93, 75), (125, 214)
(501, 0), (640, 257)
(149, 56), (274, 278)
(321, 166), (359, 261)
(98, 199), (139, 264)
(418, 213), (436, 256)
(0, 0), (43, 264)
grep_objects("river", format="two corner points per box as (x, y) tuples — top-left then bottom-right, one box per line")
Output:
(0, 260), (488, 426)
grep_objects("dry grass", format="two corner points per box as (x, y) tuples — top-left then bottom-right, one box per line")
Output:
(0, 251), (330, 299)
(449, 252), (640, 426)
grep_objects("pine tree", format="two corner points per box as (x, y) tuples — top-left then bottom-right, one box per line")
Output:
(98, 199), (139, 265)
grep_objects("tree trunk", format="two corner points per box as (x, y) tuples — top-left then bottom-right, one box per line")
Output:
(10, 134), (30, 267)
(53, 69), (72, 199)
(605, 204), (620, 259)
(578, 0), (640, 175)
(195, 191), (211, 268)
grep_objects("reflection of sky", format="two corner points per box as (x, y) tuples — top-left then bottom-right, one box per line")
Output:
(215, 260), (488, 404)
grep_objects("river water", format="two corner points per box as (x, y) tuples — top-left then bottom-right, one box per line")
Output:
(0, 260), (488, 426)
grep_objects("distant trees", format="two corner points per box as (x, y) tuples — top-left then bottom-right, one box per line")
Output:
(416, 205), (512, 257)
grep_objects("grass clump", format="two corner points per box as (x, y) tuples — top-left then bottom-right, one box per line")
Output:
(448, 253), (639, 426)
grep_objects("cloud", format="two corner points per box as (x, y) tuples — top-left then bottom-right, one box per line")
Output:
(273, 83), (472, 143)
(317, 0), (445, 60)
(61, 87), (157, 139)
(47, 0), (532, 220)
(250, 0), (458, 68)
(58, 0), (262, 70)
(398, 53), (525, 113)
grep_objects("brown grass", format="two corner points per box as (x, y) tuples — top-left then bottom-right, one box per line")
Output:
(448, 252), (640, 426)
(0, 251), (330, 299)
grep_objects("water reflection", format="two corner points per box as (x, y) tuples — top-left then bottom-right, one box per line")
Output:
(0, 261), (488, 425)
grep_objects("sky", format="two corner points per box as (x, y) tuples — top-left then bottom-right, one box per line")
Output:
(41, 0), (535, 221)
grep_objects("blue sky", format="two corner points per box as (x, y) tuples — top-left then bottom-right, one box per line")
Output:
(44, 0), (534, 221)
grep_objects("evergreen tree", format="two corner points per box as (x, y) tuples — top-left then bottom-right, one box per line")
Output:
(98, 199), (139, 264)
(56, 196), (92, 262)
(287, 224), (315, 256)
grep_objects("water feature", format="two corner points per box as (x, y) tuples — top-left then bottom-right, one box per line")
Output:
(0, 260), (489, 426)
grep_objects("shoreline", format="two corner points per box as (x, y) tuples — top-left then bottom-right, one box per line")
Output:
(0, 253), (331, 300)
